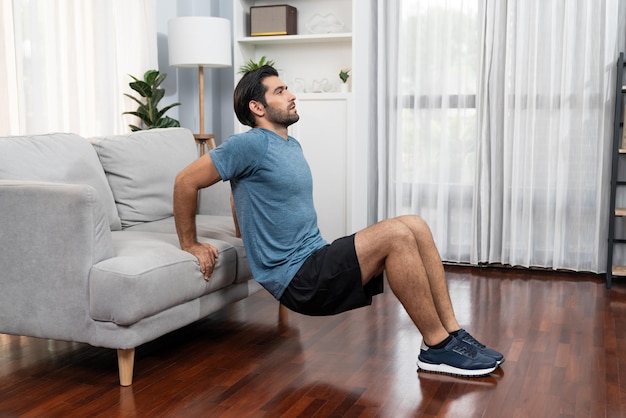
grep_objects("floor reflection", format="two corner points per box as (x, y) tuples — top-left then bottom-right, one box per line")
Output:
(118, 386), (136, 417)
(415, 369), (502, 416)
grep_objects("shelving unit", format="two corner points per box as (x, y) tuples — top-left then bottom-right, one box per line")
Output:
(607, 52), (626, 288)
(232, 0), (354, 241)
(233, 0), (353, 94)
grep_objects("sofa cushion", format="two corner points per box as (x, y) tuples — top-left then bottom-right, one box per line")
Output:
(89, 231), (238, 326)
(90, 128), (197, 228)
(0, 133), (122, 230)
(124, 215), (252, 284)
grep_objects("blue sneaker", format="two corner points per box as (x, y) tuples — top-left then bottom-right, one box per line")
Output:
(417, 336), (497, 377)
(455, 329), (505, 365)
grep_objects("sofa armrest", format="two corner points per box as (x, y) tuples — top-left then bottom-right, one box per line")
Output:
(0, 180), (114, 340)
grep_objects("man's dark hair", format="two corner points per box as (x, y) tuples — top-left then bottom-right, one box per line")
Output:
(233, 65), (279, 128)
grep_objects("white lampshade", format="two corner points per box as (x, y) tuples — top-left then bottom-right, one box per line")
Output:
(168, 17), (232, 68)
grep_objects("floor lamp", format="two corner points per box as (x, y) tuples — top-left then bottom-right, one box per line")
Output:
(168, 16), (232, 155)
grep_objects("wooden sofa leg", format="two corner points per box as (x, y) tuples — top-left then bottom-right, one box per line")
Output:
(279, 303), (289, 327)
(117, 348), (135, 386)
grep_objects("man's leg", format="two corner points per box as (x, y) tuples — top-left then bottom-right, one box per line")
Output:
(394, 215), (461, 333)
(355, 215), (503, 373)
(354, 216), (453, 345)
(391, 216), (504, 364)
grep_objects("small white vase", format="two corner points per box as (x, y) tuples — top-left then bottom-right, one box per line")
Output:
(339, 83), (349, 93)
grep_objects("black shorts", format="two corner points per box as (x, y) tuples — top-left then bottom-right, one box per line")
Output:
(279, 234), (384, 316)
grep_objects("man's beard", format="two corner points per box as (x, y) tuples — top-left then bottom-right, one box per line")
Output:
(265, 105), (300, 127)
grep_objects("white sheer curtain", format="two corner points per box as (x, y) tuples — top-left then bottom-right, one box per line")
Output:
(384, 0), (626, 272)
(474, 0), (625, 271)
(0, 0), (157, 137)
(371, 0), (400, 225)
(389, 0), (481, 263)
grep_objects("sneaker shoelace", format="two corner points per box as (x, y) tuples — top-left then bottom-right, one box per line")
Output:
(460, 332), (486, 349)
(451, 340), (478, 358)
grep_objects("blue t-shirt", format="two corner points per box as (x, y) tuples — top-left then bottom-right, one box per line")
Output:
(209, 128), (328, 299)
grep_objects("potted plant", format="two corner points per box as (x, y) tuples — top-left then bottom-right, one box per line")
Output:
(238, 56), (276, 74)
(123, 70), (181, 131)
(339, 68), (350, 92)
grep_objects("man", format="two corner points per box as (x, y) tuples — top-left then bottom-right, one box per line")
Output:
(173, 65), (504, 377)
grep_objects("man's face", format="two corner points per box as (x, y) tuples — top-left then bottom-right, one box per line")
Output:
(261, 76), (299, 127)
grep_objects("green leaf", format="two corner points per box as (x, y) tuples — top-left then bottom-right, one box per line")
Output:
(339, 68), (351, 83)
(129, 81), (151, 98)
(124, 93), (145, 108)
(156, 102), (181, 119)
(124, 110), (151, 125)
(152, 88), (165, 107)
(155, 116), (180, 129)
(153, 73), (167, 88)
(144, 70), (159, 86)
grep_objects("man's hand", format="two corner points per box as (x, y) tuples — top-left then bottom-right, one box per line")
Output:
(185, 243), (219, 281)
(174, 153), (223, 282)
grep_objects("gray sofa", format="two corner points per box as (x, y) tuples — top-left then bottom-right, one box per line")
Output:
(0, 127), (261, 386)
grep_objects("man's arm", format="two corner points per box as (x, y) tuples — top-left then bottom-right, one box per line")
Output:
(174, 153), (222, 280)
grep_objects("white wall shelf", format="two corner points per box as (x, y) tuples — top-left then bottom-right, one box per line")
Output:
(295, 92), (351, 100)
(238, 33), (352, 45)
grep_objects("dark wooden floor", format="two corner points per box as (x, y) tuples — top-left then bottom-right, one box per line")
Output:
(1, 265), (625, 417)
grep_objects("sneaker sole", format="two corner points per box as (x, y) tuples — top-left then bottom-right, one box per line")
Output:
(416, 359), (497, 377)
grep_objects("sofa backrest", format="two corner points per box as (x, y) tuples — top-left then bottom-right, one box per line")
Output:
(0, 133), (122, 230)
(90, 128), (197, 228)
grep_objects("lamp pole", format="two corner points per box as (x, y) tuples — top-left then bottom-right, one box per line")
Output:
(194, 66), (215, 155)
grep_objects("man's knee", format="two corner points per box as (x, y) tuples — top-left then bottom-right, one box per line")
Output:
(357, 218), (418, 254)
(396, 215), (431, 237)
(384, 218), (418, 247)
